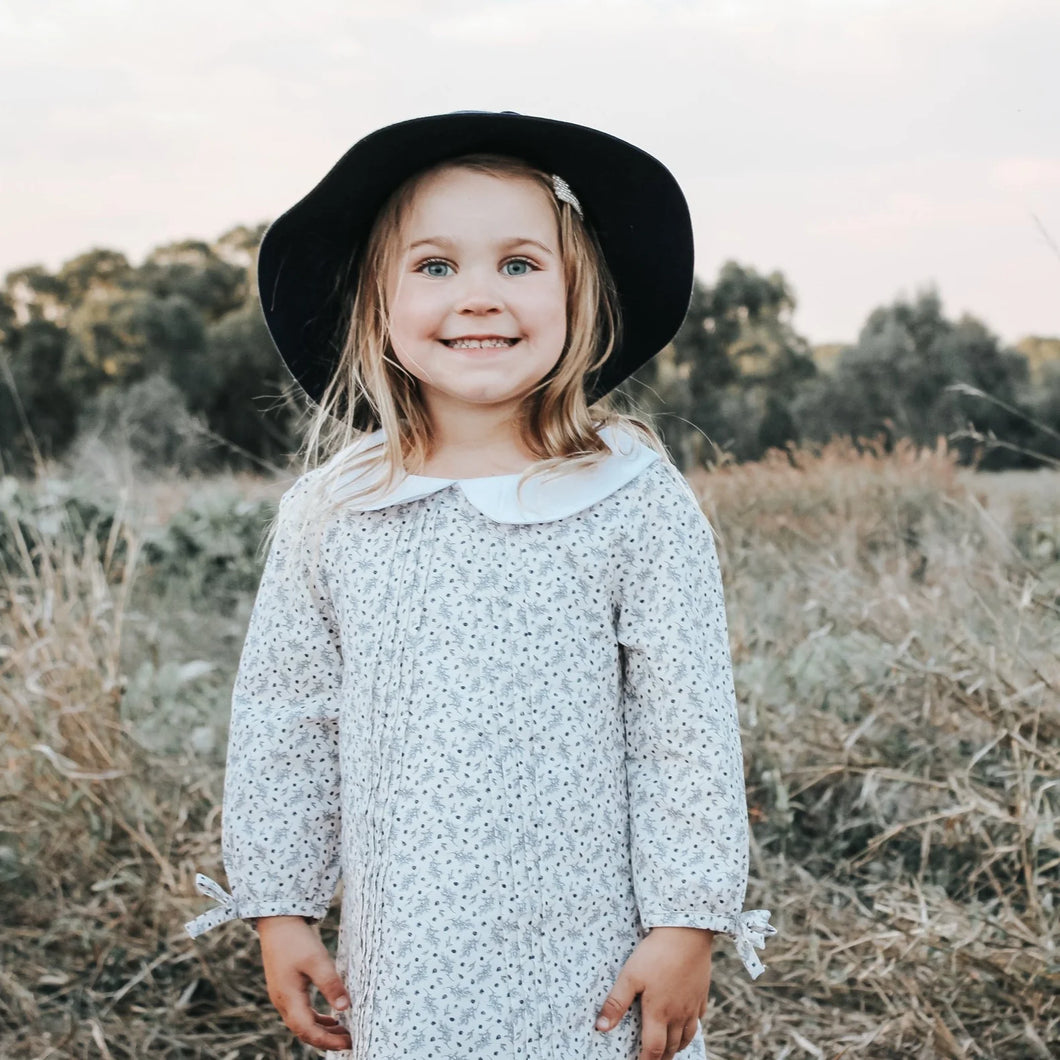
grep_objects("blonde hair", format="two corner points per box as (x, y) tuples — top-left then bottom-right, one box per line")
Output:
(270, 152), (671, 577)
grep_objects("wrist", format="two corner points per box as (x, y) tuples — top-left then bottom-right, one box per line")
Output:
(253, 915), (316, 931)
(650, 925), (716, 943)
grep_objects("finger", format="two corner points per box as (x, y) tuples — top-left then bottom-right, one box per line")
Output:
(596, 973), (638, 1032)
(677, 1015), (699, 1053)
(310, 1011), (344, 1027)
(638, 1013), (669, 1060)
(296, 1024), (353, 1051)
(664, 1016), (684, 1059)
(288, 1007), (352, 1050)
(309, 955), (352, 1013)
(276, 985), (349, 1052)
(284, 1012), (351, 1051)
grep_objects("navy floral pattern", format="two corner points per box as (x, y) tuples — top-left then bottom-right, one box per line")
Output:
(184, 430), (774, 1059)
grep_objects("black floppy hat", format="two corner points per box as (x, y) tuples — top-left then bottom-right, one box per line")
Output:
(256, 109), (694, 410)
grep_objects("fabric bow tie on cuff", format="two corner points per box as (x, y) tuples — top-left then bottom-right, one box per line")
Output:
(184, 873), (244, 938)
(732, 909), (777, 980)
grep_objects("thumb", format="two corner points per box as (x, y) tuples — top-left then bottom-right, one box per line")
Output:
(310, 956), (351, 1012)
(595, 970), (638, 1032)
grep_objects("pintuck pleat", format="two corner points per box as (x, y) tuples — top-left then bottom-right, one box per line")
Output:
(502, 531), (561, 1058)
(344, 503), (442, 1057)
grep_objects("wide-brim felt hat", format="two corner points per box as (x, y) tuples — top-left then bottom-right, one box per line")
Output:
(256, 109), (694, 412)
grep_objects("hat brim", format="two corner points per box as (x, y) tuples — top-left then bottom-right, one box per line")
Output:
(256, 110), (694, 409)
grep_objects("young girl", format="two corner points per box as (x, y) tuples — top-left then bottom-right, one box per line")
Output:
(184, 109), (775, 1060)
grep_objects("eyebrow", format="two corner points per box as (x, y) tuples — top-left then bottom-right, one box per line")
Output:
(406, 236), (554, 256)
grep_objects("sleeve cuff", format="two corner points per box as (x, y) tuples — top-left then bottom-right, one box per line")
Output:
(183, 873), (329, 938)
(640, 908), (777, 980)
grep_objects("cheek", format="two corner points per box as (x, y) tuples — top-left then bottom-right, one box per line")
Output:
(524, 282), (567, 331)
(388, 292), (439, 339)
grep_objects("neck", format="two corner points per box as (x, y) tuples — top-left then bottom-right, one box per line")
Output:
(423, 400), (534, 463)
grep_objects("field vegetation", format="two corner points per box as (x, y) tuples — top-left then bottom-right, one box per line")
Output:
(2, 433), (1057, 1058)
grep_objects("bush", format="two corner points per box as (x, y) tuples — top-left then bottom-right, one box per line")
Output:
(74, 374), (211, 477)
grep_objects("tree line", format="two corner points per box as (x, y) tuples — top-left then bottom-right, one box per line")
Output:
(2, 224), (1057, 476)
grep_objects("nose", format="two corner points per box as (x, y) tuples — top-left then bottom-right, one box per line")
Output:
(454, 268), (504, 315)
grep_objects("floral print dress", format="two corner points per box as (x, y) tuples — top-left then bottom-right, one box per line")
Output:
(184, 423), (775, 1059)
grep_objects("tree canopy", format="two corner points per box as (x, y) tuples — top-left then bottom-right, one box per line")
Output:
(1, 226), (1055, 476)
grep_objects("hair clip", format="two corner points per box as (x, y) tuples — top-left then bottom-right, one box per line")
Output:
(551, 174), (584, 219)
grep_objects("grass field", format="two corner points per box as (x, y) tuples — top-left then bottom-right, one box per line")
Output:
(2, 436), (1057, 1058)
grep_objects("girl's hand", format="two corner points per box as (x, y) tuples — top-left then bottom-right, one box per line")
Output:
(256, 916), (353, 1053)
(595, 926), (713, 1060)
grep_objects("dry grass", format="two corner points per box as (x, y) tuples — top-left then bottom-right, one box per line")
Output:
(2, 436), (1057, 1058)
(0, 496), (316, 1058)
(689, 437), (1059, 1058)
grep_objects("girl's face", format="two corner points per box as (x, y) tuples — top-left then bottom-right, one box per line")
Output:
(385, 167), (567, 429)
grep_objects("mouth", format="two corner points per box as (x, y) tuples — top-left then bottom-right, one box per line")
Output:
(439, 337), (521, 350)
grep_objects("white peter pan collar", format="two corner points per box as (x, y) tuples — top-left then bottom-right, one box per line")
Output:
(321, 424), (661, 524)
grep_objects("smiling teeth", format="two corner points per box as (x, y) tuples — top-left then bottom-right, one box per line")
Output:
(445, 338), (516, 349)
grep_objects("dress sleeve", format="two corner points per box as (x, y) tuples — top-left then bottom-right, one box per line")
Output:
(184, 475), (343, 938)
(615, 460), (776, 979)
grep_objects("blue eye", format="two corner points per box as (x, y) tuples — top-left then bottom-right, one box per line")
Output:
(502, 257), (536, 276)
(418, 259), (453, 277)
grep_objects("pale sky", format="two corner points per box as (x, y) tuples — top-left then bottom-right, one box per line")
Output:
(2, 0), (1058, 346)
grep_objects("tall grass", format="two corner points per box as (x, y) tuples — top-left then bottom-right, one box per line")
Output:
(688, 436), (1059, 1058)
(0, 490), (305, 1058)
(1, 436), (1057, 1058)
